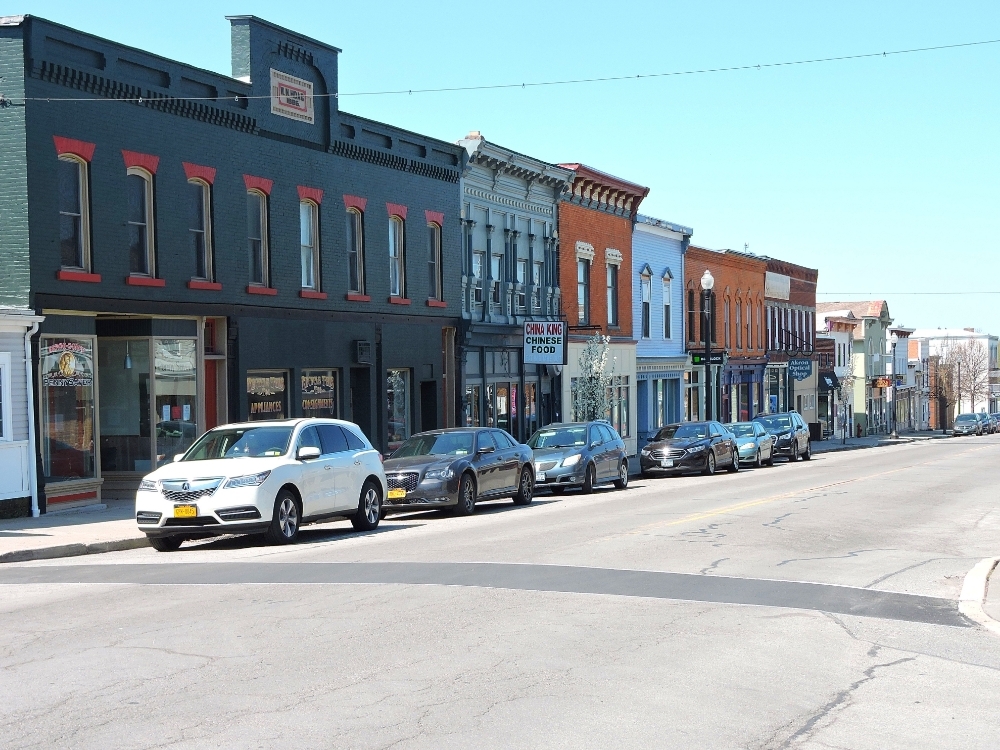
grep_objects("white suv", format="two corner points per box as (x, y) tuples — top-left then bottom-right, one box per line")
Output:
(135, 419), (386, 551)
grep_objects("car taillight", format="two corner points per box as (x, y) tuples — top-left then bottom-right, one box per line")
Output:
(378, 453), (384, 464)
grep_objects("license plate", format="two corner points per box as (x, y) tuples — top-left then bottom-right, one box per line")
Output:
(536, 472), (546, 481)
(660, 460), (673, 468)
(173, 505), (197, 518)
(387, 488), (406, 500)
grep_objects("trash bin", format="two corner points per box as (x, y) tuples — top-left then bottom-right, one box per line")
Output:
(809, 422), (823, 442)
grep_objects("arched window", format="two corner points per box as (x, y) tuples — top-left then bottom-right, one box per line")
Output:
(58, 154), (90, 271)
(346, 208), (365, 294)
(188, 178), (212, 281)
(127, 167), (155, 276)
(247, 189), (269, 287)
(640, 272), (651, 338)
(687, 288), (696, 342)
(388, 215), (405, 298)
(300, 200), (320, 290)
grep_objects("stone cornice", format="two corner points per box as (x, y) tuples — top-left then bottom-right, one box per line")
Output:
(464, 185), (555, 216)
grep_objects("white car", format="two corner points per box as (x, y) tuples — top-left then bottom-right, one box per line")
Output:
(135, 419), (386, 551)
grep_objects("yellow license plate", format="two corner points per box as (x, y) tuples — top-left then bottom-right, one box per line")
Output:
(387, 488), (406, 500)
(173, 505), (197, 518)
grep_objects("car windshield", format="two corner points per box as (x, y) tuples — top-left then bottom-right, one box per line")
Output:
(391, 432), (474, 458)
(654, 424), (708, 440)
(182, 426), (293, 461)
(528, 426), (588, 449)
(956, 414), (977, 423)
(756, 416), (792, 431)
(730, 424), (756, 438)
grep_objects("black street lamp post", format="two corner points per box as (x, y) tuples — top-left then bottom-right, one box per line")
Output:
(701, 270), (715, 420)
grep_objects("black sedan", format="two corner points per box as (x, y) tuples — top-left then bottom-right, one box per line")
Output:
(527, 421), (629, 494)
(639, 421), (739, 477)
(753, 412), (812, 461)
(382, 428), (534, 516)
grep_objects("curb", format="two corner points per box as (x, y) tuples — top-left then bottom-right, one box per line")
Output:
(959, 556), (1000, 634)
(0, 536), (149, 565)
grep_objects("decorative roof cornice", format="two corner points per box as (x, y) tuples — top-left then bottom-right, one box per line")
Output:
(458, 134), (575, 189)
(557, 163), (649, 219)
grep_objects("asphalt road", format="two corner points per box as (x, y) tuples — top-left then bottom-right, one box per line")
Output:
(3, 435), (1000, 749)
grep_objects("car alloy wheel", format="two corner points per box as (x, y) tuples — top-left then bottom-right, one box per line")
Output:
(453, 473), (476, 515)
(265, 490), (300, 545)
(704, 453), (716, 475)
(581, 463), (596, 494)
(755, 449), (762, 469)
(614, 460), (629, 489)
(513, 468), (533, 505)
(351, 480), (382, 531)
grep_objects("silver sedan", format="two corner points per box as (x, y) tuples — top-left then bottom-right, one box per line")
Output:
(730, 422), (775, 467)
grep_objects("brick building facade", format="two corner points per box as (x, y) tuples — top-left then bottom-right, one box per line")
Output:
(556, 164), (647, 454)
(0, 14), (464, 511)
(764, 259), (819, 423)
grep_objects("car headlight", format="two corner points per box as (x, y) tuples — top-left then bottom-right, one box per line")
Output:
(424, 467), (454, 481)
(138, 479), (158, 492)
(686, 445), (706, 454)
(224, 471), (271, 489)
(640, 448), (651, 455)
(562, 454), (582, 467)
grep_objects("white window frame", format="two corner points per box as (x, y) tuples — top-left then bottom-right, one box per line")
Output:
(388, 216), (406, 298)
(0, 352), (11, 442)
(247, 189), (269, 287)
(188, 178), (213, 281)
(126, 166), (155, 277)
(490, 254), (503, 307)
(662, 278), (672, 339)
(640, 274), (651, 338)
(58, 155), (91, 272)
(577, 259), (590, 325)
(606, 263), (618, 327)
(531, 261), (543, 310)
(346, 208), (365, 294)
(516, 258), (527, 311)
(300, 199), (320, 290)
(427, 222), (443, 301)
(472, 251), (485, 304)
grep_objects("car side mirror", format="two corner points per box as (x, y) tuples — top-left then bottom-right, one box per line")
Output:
(172, 453), (185, 463)
(478, 444), (495, 454)
(297, 446), (321, 461)
(590, 440), (601, 449)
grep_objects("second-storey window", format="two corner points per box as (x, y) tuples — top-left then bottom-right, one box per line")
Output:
(300, 200), (320, 290)
(577, 259), (590, 325)
(346, 208), (365, 294)
(388, 215), (405, 297)
(472, 252), (485, 304)
(491, 254), (503, 307)
(188, 179), (212, 280)
(247, 190), (269, 286)
(516, 259), (527, 310)
(127, 168), (155, 276)
(58, 156), (90, 271)
(640, 275), (651, 338)
(427, 222), (442, 300)
(736, 301), (742, 350)
(606, 264), (618, 327)
(663, 278), (672, 338)
(532, 261), (542, 310)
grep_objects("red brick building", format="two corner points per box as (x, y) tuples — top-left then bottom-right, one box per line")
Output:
(556, 164), (648, 453)
(684, 247), (767, 421)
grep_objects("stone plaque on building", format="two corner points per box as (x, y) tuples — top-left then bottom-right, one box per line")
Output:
(270, 69), (314, 124)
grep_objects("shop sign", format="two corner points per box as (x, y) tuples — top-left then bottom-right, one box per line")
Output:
(788, 358), (813, 381)
(764, 272), (790, 301)
(691, 352), (726, 366)
(41, 339), (93, 387)
(872, 376), (892, 388)
(302, 370), (338, 418)
(523, 321), (566, 365)
(247, 372), (288, 420)
(270, 69), (314, 124)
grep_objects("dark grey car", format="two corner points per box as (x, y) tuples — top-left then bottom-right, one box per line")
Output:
(382, 428), (534, 516)
(753, 411), (812, 461)
(528, 422), (629, 494)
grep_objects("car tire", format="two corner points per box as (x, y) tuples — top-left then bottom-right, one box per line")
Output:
(351, 480), (382, 531)
(614, 460), (629, 489)
(512, 468), (534, 506)
(766, 449), (775, 466)
(265, 489), (300, 545)
(755, 449), (762, 469)
(802, 441), (812, 461)
(453, 472), (477, 516)
(727, 453), (740, 473)
(581, 463), (597, 494)
(148, 535), (183, 552)
(790, 443), (799, 462)
(703, 452), (716, 476)
(550, 486), (566, 495)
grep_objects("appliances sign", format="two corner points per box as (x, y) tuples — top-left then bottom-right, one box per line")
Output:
(270, 69), (315, 124)
(523, 322), (566, 365)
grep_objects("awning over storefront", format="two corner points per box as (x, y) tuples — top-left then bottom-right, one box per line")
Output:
(819, 371), (840, 391)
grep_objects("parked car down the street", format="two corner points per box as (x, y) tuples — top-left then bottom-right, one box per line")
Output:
(730, 422), (775, 467)
(639, 421), (739, 477)
(382, 428), (534, 516)
(135, 419), (386, 551)
(527, 421), (629, 495)
(753, 412), (812, 461)
(953, 414), (982, 436)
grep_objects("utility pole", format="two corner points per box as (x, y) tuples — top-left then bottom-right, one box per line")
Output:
(701, 270), (715, 421)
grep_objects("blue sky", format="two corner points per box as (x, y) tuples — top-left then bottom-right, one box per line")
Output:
(14, 1), (1000, 332)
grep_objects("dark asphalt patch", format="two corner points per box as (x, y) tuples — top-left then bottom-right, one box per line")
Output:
(0, 561), (971, 628)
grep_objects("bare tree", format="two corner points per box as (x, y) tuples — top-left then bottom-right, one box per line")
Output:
(944, 340), (991, 413)
(928, 355), (957, 428)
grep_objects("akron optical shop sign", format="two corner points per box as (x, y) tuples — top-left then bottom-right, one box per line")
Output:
(523, 322), (567, 365)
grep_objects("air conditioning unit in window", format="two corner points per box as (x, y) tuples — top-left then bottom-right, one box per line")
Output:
(355, 340), (373, 365)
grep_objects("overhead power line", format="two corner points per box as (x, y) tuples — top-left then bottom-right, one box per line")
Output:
(8, 37), (1000, 104)
(818, 291), (1000, 296)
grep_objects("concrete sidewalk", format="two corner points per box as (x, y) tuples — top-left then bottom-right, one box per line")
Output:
(0, 499), (147, 563)
(810, 430), (946, 454)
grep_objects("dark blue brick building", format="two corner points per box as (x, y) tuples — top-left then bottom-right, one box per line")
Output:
(0, 14), (463, 509)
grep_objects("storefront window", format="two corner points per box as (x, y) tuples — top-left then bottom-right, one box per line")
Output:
(40, 337), (97, 482)
(154, 339), (198, 466)
(247, 370), (288, 421)
(98, 339), (151, 473)
(464, 384), (481, 426)
(302, 369), (339, 418)
(524, 382), (538, 438)
(387, 369), (410, 450)
(607, 375), (630, 437)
